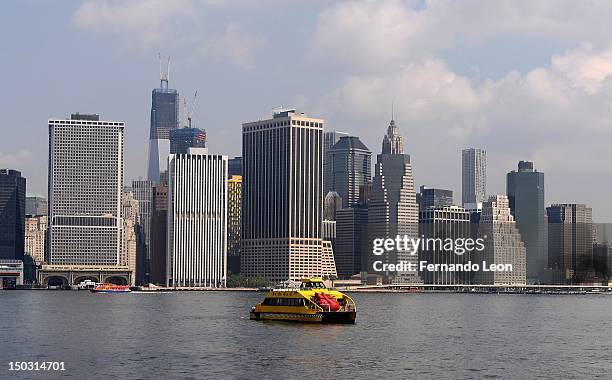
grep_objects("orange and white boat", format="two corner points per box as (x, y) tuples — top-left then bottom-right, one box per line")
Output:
(90, 283), (131, 293)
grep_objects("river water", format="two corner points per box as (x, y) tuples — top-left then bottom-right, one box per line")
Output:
(1, 291), (611, 379)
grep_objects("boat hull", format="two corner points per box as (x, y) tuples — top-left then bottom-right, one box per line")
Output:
(90, 289), (131, 293)
(250, 311), (356, 324)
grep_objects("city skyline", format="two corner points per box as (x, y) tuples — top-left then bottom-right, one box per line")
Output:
(3, 2), (612, 220)
(2, 4), (612, 378)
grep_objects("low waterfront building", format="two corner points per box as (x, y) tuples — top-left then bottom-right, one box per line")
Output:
(0, 260), (24, 288)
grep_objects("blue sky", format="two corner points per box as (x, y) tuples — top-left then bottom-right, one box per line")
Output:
(2, 0), (612, 220)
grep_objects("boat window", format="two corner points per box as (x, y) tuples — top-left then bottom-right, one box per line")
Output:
(302, 282), (326, 289)
(263, 298), (306, 306)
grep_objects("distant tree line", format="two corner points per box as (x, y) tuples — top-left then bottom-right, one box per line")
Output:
(226, 274), (269, 288)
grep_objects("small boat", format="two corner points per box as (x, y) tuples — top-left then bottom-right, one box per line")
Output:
(90, 283), (131, 293)
(77, 280), (97, 290)
(250, 278), (356, 324)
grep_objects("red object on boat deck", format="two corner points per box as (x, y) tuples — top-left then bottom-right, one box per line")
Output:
(314, 293), (341, 311)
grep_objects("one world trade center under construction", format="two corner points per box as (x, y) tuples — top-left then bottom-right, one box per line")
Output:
(147, 55), (179, 183)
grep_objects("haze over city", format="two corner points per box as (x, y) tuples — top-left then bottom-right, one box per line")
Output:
(3, 0), (612, 220)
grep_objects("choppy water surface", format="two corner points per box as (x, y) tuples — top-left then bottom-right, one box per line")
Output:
(2, 291), (612, 379)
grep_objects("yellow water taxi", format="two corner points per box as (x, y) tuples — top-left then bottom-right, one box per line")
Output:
(250, 278), (356, 324)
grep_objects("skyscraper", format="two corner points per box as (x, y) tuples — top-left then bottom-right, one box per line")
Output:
(476, 195), (526, 285)
(369, 117), (420, 284)
(323, 131), (349, 195)
(242, 110), (327, 283)
(147, 71), (179, 183)
(381, 119), (404, 155)
(321, 240), (338, 279)
(121, 192), (140, 286)
(419, 206), (471, 284)
(0, 169), (26, 261)
(328, 136), (372, 209)
(131, 179), (153, 281)
(169, 127), (206, 154)
(25, 195), (47, 216)
(228, 156), (243, 177)
(25, 215), (47, 264)
(336, 207), (368, 276)
(546, 203), (593, 284)
(227, 175), (242, 274)
(507, 161), (545, 282)
(48, 114), (124, 266)
(167, 148), (227, 287)
(322, 220), (336, 246)
(323, 191), (342, 221)
(462, 148), (486, 207)
(418, 186), (454, 211)
(149, 183), (168, 285)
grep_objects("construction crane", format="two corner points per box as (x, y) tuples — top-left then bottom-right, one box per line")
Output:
(158, 53), (170, 89)
(183, 91), (198, 128)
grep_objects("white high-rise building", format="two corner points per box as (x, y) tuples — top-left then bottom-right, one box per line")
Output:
(48, 114), (124, 266)
(462, 148), (487, 207)
(476, 195), (527, 285)
(242, 109), (330, 283)
(167, 148), (228, 287)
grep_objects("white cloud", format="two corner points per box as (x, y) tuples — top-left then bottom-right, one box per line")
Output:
(310, 1), (421, 70)
(72, 0), (199, 48)
(552, 44), (612, 94)
(72, 0), (266, 67)
(198, 23), (267, 68)
(309, 0), (612, 71)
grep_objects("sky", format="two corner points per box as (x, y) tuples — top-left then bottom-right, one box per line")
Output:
(2, 0), (612, 220)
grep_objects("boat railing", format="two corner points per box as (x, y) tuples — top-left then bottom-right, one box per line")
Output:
(342, 296), (357, 312)
(305, 297), (325, 312)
